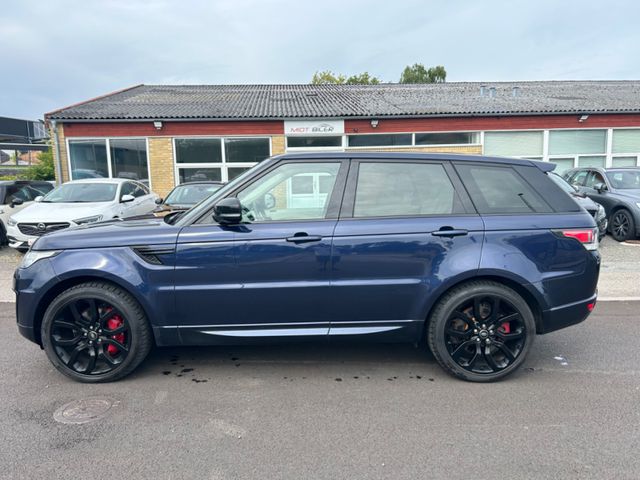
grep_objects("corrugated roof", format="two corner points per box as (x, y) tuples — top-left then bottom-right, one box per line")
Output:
(47, 81), (640, 121)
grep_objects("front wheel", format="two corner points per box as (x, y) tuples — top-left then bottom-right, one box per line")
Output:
(427, 281), (535, 382)
(610, 209), (635, 242)
(41, 281), (153, 383)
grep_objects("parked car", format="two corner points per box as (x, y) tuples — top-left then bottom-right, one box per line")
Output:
(0, 180), (54, 244)
(14, 153), (600, 383)
(563, 167), (640, 241)
(6, 178), (158, 251)
(147, 181), (224, 218)
(547, 172), (607, 239)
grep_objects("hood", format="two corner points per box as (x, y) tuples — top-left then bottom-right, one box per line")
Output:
(12, 202), (113, 223)
(33, 218), (179, 251)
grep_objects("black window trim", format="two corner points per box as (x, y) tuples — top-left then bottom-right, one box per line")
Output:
(339, 158), (477, 220)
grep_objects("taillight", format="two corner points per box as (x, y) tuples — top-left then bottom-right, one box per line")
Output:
(554, 228), (599, 250)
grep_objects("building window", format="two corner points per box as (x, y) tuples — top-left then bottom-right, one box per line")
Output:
(68, 138), (150, 185)
(175, 139), (222, 164)
(612, 129), (640, 154)
(484, 131), (544, 157)
(348, 134), (412, 147)
(549, 129), (606, 155)
(174, 137), (270, 184)
(286, 136), (343, 148)
(415, 132), (479, 145)
(109, 139), (149, 183)
(550, 158), (574, 174)
(612, 156), (638, 167)
(577, 156), (606, 168)
(69, 139), (109, 179)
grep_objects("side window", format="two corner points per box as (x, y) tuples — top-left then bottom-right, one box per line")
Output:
(571, 170), (589, 187)
(585, 171), (605, 188)
(6, 185), (34, 203)
(132, 183), (147, 197)
(237, 162), (341, 222)
(120, 182), (136, 199)
(456, 164), (552, 214)
(30, 183), (53, 196)
(353, 162), (463, 217)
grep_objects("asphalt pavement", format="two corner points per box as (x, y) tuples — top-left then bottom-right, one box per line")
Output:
(0, 301), (638, 480)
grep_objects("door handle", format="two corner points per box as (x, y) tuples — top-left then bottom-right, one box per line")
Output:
(286, 233), (322, 243)
(432, 227), (469, 238)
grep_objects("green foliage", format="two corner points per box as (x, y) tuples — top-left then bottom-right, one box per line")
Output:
(21, 146), (55, 181)
(399, 64), (446, 84)
(311, 70), (380, 85)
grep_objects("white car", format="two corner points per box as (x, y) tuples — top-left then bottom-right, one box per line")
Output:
(6, 178), (158, 251)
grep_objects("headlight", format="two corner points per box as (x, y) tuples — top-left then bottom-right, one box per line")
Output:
(73, 215), (103, 225)
(596, 204), (606, 220)
(7, 217), (17, 227)
(20, 250), (60, 269)
(636, 202), (640, 209)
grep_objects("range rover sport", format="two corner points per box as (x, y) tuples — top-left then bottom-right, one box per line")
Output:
(14, 153), (600, 382)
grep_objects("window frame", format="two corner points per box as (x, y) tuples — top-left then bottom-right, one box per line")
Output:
(66, 137), (152, 189)
(173, 135), (272, 184)
(339, 158), (476, 220)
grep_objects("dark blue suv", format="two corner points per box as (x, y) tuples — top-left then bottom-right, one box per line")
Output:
(14, 153), (600, 382)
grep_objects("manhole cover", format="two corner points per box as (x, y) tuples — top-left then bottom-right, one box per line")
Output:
(53, 397), (118, 425)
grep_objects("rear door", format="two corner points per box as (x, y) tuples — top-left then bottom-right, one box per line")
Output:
(329, 159), (484, 340)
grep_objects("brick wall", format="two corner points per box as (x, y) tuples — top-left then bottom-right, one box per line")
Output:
(147, 137), (175, 197)
(271, 135), (285, 155)
(51, 123), (70, 183)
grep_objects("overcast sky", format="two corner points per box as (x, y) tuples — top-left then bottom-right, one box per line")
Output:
(2, 0), (639, 120)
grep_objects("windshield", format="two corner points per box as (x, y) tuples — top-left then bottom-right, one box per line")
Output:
(43, 183), (117, 203)
(548, 172), (578, 194)
(606, 169), (640, 189)
(165, 183), (222, 206)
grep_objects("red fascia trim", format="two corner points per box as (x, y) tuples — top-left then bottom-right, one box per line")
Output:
(63, 120), (285, 137)
(345, 114), (640, 134)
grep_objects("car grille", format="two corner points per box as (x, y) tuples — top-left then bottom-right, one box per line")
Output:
(17, 222), (70, 237)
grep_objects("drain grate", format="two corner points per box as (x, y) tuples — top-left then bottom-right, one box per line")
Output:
(53, 397), (119, 425)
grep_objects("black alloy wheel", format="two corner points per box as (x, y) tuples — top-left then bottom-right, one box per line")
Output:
(428, 281), (535, 382)
(42, 282), (152, 382)
(49, 298), (131, 376)
(444, 295), (526, 375)
(611, 209), (634, 242)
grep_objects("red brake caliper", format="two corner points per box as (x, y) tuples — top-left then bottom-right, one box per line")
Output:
(105, 312), (125, 356)
(500, 322), (511, 334)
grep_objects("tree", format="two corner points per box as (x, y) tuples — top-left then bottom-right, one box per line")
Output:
(399, 64), (446, 84)
(22, 146), (55, 181)
(311, 70), (380, 85)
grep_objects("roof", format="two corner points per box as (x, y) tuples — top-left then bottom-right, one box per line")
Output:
(277, 151), (555, 172)
(65, 178), (131, 184)
(47, 81), (640, 121)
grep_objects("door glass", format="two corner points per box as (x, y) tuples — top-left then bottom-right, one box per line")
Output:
(354, 162), (462, 217)
(571, 170), (589, 186)
(585, 172), (606, 188)
(237, 162), (341, 222)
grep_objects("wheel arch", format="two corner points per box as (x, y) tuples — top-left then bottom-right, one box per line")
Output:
(32, 274), (153, 346)
(421, 273), (545, 337)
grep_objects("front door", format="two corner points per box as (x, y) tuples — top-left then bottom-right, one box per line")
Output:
(175, 159), (348, 343)
(329, 160), (484, 341)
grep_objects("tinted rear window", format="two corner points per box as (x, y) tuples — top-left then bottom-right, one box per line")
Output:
(455, 164), (552, 214)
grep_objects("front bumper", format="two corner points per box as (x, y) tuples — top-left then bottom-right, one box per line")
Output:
(6, 224), (35, 250)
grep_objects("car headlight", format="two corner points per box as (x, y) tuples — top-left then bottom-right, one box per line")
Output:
(596, 204), (606, 220)
(636, 202), (640, 209)
(73, 215), (103, 225)
(20, 250), (61, 269)
(7, 217), (17, 227)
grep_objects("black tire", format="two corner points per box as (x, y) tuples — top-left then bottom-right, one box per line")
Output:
(41, 281), (153, 383)
(427, 281), (535, 382)
(0, 221), (7, 245)
(610, 209), (635, 242)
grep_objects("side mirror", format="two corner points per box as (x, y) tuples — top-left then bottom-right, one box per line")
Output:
(213, 197), (242, 224)
(121, 194), (135, 203)
(155, 197), (163, 205)
(594, 182), (607, 193)
(34, 196), (43, 203)
(10, 198), (24, 207)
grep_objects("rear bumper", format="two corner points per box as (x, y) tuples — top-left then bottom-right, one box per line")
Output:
(539, 292), (597, 334)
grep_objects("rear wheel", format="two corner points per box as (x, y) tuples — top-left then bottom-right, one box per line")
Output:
(41, 282), (152, 383)
(427, 281), (535, 382)
(610, 209), (635, 241)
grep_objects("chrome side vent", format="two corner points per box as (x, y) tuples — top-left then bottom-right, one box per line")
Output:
(131, 245), (175, 265)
